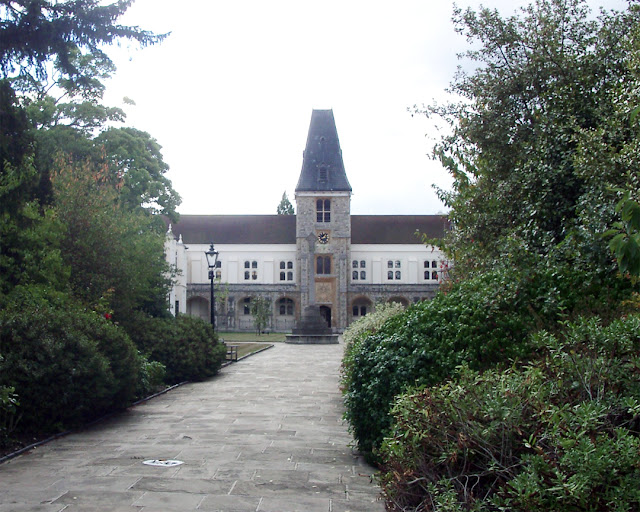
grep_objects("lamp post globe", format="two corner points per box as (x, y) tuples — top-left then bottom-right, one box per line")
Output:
(204, 242), (219, 329)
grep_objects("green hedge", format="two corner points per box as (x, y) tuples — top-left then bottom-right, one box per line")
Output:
(124, 312), (226, 384)
(0, 286), (141, 434)
(342, 265), (628, 462)
(379, 315), (640, 511)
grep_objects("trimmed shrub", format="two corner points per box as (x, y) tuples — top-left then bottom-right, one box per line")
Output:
(342, 265), (628, 462)
(378, 315), (640, 511)
(0, 286), (142, 434)
(125, 312), (226, 384)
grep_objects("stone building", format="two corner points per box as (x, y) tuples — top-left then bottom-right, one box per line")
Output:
(165, 109), (449, 332)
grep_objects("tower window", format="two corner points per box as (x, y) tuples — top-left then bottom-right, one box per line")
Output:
(316, 199), (330, 223)
(316, 255), (331, 275)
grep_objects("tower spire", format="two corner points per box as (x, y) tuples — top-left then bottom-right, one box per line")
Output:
(295, 110), (352, 192)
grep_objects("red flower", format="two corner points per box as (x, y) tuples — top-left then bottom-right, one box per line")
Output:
(104, 313), (112, 320)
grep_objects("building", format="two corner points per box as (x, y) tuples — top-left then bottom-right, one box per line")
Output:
(165, 109), (449, 332)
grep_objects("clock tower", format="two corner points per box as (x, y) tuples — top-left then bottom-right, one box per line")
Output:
(295, 109), (352, 331)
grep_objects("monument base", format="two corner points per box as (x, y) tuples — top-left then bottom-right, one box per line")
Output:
(285, 334), (339, 344)
(286, 305), (338, 344)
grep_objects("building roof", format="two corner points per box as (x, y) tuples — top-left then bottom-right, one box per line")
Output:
(168, 214), (449, 245)
(169, 215), (297, 245)
(351, 215), (449, 244)
(295, 110), (352, 192)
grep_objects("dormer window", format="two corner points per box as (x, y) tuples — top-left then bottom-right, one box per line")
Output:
(318, 167), (328, 183)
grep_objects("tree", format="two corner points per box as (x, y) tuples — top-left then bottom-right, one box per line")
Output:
(0, 1), (167, 84)
(424, 0), (640, 278)
(276, 191), (294, 215)
(250, 296), (271, 335)
(51, 156), (172, 320)
(94, 127), (181, 221)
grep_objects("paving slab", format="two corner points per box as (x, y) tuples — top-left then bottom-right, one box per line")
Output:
(0, 342), (385, 511)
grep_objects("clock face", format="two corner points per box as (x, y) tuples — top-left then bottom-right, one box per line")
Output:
(317, 232), (329, 244)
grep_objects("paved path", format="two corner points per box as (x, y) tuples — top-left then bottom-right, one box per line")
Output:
(0, 342), (385, 512)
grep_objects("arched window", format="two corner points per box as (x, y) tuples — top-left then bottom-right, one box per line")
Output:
(360, 271), (366, 280)
(432, 271), (438, 280)
(278, 298), (294, 315)
(242, 298), (251, 315)
(432, 260), (438, 268)
(244, 271), (250, 280)
(280, 271), (286, 281)
(352, 270), (359, 280)
(424, 270), (430, 280)
(287, 271), (293, 281)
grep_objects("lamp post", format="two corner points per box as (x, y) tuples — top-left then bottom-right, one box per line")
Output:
(205, 242), (219, 329)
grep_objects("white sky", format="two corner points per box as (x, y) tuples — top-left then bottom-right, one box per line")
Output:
(103, 0), (629, 216)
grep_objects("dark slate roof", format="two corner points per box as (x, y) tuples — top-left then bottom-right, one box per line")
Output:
(295, 110), (352, 192)
(168, 214), (449, 245)
(169, 215), (296, 245)
(351, 215), (450, 244)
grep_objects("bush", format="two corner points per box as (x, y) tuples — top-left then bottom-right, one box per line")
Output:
(341, 301), (406, 393)
(125, 312), (226, 384)
(378, 315), (640, 511)
(342, 265), (629, 462)
(0, 286), (142, 435)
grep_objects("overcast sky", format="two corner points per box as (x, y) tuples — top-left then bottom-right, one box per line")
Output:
(103, 0), (629, 216)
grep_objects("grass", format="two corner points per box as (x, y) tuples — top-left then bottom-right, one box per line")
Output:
(229, 342), (273, 359)
(218, 332), (287, 343)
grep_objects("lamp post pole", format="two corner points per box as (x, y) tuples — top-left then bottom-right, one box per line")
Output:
(205, 242), (219, 330)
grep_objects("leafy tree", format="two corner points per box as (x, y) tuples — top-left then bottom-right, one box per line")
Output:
(424, 0), (639, 278)
(0, 0), (167, 84)
(94, 127), (181, 221)
(51, 156), (172, 320)
(250, 296), (271, 334)
(276, 191), (294, 215)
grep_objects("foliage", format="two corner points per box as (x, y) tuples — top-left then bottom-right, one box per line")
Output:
(0, 0), (167, 84)
(0, 371), (19, 446)
(342, 263), (630, 462)
(276, 191), (294, 215)
(51, 156), (172, 320)
(379, 315), (640, 512)
(341, 301), (406, 394)
(137, 356), (166, 398)
(94, 127), (180, 221)
(606, 192), (640, 283)
(422, 0), (640, 278)
(0, 285), (142, 434)
(250, 296), (271, 334)
(124, 312), (226, 384)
